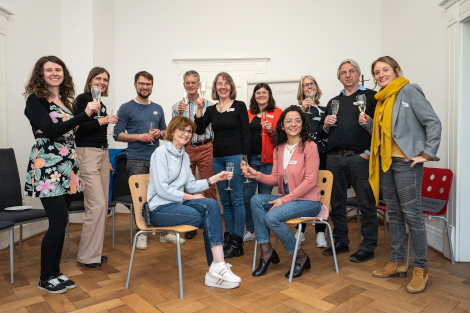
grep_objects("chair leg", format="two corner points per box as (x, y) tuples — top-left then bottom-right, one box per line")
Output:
(324, 222), (339, 273)
(176, 232), (184, 299)
(126, 231), (142, 288)
(19, 225), (22, 258)
(406, 234), (411, 269)
(441, 216), (455, 264)
(10, 228), (14, 284)
(130, 204), (134, 245)
(66, 215), (70, 259)
(112, 206), (115, 250)
(289, 223), (302, 283)
(252, 239), (258, 271)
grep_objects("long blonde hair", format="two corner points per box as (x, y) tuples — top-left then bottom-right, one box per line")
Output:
(296, 75), (322, 105)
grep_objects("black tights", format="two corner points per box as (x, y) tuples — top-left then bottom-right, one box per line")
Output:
(40, 195), (72, 281)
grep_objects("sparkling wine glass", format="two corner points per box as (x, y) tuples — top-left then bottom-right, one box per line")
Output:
(261, 111), (267, 135)
(107, 109), (116, 136)
(225, 162), (234, 190)
(91, 86), (102, 119)
(306, 90), (315, 114)
(331, 100), (339, 126)
(182, 90), (188, 104)
(200, 81), (207, 98)
(356, 94), (366, 124)
(149, 121), (156, 146)
(240, 155), (251, 183)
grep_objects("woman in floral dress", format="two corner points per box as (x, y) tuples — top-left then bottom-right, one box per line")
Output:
(23, 56), (99, 294)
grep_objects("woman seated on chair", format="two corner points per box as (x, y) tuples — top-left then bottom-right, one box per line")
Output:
(147, 115), (241, 289)
(244, 105), (322, 279)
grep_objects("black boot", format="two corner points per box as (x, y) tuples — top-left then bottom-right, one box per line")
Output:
(223, 232), (232, 250)
(224, 235), (244, 259)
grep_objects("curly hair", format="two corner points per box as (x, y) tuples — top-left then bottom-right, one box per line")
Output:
(24, 56), (75, 110)
(249, 83), (276, 114)
(272, 105), (312, 152)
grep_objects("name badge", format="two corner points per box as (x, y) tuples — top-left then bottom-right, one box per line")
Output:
(267, 114), (274, 118)
(402, 102), (409, 108)
(227, 108), (235, 112)
(153, 111), (158, 115)
(313, 117), (321, 121)
(170, 157), (176, 161)
(289, 160), (297, 165)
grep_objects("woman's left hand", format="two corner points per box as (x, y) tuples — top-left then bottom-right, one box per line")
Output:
(405, 156), (428, 168)
(268, 198), (283, 211)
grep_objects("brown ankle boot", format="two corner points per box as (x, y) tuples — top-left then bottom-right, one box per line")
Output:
(406, 267), (428, 294)
(372, 259), (407, 278)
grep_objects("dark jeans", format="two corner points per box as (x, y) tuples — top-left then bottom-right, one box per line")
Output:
(327, 153), (378, 252)
(150, 198), (224, 266)
(380, 158), (427, 269)
(243, 155), (273, 233)
(40, 194), (73, 281)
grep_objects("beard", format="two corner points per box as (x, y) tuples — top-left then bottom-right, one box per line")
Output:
(137, 90), (151, 99)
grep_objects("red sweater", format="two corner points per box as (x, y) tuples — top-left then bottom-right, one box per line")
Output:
(247, 107), (283, 164)
(258, 141), (321, 204)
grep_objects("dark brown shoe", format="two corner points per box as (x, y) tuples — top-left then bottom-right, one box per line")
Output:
(77, 262), (101, 270)
(101, 256), (108, 263)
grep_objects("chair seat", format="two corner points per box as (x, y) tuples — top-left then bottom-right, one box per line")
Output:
(0, 221), (14, 231)
(376, 204), (386, 212)
(142, 225), (198, 232)
(285, 217), (326, 224)
(114, 195), (132, 204)
(69, 200), (85, 212)
(0, 209), (47, 223)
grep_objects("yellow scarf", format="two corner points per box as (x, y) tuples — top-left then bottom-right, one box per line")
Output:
(369, 77), (409, 204)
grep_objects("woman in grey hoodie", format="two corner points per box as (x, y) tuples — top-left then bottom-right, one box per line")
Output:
(147, 115), (241, 289)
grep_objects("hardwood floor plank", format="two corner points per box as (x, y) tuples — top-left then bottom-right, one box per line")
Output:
(119, 293), (161, 313)
(328, 294), (374, 313)
(422, 296), (460, 313)
(281, 287), (335, 311)
(42, 293), (77, 313)
(68, 299), (124, 313)
(322, 285), (366, 306)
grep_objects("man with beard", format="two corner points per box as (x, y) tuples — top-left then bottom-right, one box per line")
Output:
(114, 71), (181, 249)
(172, 70), (215, 240)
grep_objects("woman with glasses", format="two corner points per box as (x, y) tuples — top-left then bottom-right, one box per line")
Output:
(244, 105), (322, 279)
(195, 72), (250, 259)
(148, 115), (242, 289)
(295, 75), (328, 248)
(243, 83), (282, 242)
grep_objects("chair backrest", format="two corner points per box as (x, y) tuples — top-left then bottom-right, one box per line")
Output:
(317, 170), (334, 209)
(421, 167), (453, 215)
(114, 159), (131, 199)
(0, 149), (22, 211)
(128, 174), (150, 231)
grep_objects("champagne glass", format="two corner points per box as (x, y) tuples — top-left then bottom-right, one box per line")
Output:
(91, 86), (102, 119)
(182, 90), (188, 104)
(200, 81), (207, 98)
(261, 111), (267, 135)
(240, 155), (251, 183)
(331, 100), (339, 126)
(107, 109), (116, 136)
(356, 94), (366, 125)
(225, 162), (234, 190)
(306, 90), (315, 114)
(149, 121), (156, 146)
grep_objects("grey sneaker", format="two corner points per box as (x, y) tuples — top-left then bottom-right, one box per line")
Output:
(38, 276), (67, 294)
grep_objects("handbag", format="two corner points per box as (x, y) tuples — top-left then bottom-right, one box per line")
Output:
(142, 154), (184, 227)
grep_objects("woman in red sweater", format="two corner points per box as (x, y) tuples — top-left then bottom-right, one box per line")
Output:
(243, 83), (282, 242)
(244, 105), (321, 279)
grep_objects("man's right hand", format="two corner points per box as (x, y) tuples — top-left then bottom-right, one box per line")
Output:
(139, 133), (155, 142)
(177, 102), (188, 115)
(323, 115), (337, 130)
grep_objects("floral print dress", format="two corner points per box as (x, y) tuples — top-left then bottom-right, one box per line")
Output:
(24, 99), (83, 198)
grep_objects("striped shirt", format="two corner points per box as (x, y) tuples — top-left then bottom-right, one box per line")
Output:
(171, 96), (213, 144)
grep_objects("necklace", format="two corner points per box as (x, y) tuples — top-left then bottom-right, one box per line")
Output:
(286, 143), (298, 154)
(218, 100), (230, 112)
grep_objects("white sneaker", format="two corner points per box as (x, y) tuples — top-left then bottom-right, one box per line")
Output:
(243, 231), (255, 242)
(208, 262), (241, 283)
(136, 234), (147, 250)
(295, 231), (305, 243)
(204, 272), (239, 289)
(316, 232), (328, 248)
(159, 232), (185, 244)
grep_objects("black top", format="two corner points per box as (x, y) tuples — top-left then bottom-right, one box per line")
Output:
(195, 100), (250, 157)
(73, 92), (108, 148)
(250, 116), (262, 156)
(318, 89), (377, 152)
(24, 94), (88, 139)
(306, 105), (328, 155)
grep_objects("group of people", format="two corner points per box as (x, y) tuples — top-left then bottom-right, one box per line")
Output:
(22, 55), (441, 295)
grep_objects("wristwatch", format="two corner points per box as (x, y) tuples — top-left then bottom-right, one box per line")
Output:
(206, 178), (212, 186)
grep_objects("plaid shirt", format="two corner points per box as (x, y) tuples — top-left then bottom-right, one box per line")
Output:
(171, 96), (213, 145)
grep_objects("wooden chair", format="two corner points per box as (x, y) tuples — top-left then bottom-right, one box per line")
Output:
(125, 174), (198, 299)
(252, 170), (337, 282)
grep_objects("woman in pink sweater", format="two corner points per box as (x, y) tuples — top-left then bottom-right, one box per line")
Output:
(244, 105), (321, 279)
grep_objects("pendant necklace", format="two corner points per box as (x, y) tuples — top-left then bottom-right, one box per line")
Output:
(286, 143), (298, 154)
(218, 100), (229, 112)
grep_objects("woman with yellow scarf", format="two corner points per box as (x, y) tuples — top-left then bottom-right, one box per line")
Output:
(358, 56), (441, 294)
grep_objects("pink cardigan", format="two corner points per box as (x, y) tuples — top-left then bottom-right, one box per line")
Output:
(257, 141), (321, 204)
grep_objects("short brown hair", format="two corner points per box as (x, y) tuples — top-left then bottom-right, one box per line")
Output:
(371, 56), (403, 87)
(183, 70), (200, 82)
(211, 72), (237, 100)
(83, 67), (110, 96)
(163, 115), (196, 146)
(134, 71), (153, 85)
(296, 75), (323, 105)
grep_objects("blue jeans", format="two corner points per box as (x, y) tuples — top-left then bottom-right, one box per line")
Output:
(243, 155), (273, 233)
(213, 155), (246, 237)
(251, 194), (321, 254)
(380, 158), (427, 269)
(150, 198), (224, 266)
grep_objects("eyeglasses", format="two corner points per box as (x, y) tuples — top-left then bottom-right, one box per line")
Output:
(255, 91), (269, 96)
(178, 128), (193, 135)
(339, 69), (357, 77)
(217, 82), (231, 87)
(137, 82), (152, 87)
(184, 81), (199, 86)
(284, 119), (302, 125)
(303, 82), (316, 88)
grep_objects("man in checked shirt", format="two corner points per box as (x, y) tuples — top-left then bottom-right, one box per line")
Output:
(172, 70), (216, 239)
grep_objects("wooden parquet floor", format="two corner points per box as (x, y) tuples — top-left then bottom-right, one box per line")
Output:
(0, 214), (469, 313)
